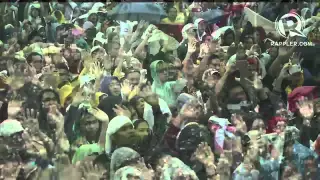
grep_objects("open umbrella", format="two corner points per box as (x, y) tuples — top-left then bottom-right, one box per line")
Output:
(192, 9), (229, 24)
(108, 2), (166, 23)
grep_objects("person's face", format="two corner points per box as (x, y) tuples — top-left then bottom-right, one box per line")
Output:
(109, 79), (121, 96)
(89, 13), (98, 24)
(63, 49), (71, 59)
(228, 86), (247, 103)
(41, 91), (58, 111)
(135, 121), (149, 140)
(206, 74), (220, 88)
(127, 72), (140, 86)
(158, 69), (167, 83)
(31, 55), (43, 73)
(168, 8), (177, 20)
(253, 31), (260, 43)
(92, 49), (106, 62)
(251, 119), (266, 134)
(110, 43), (120, 57)
(244, 38), (254, 50)
(208, 58), (221, 71)
(136, 98), (145, 114)
(224, 33), (234, 46)
(81, 115), (99, 135)
(203, 35), (211, 43)
(113, 123), (135, 146)
(275, 121), (286, 133)
(14, 62), (28, 76)
(112, 35), (120, 44)
(198, 21), (206, 33)
(73, 51), (81, 61)
(247, 63), (258, 78)
(31, 8), (39, 18)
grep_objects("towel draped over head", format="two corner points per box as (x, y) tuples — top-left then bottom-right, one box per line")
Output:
(105, 116), (133, 154)
(0, 119), (24, 137)
(110, 147), (140, 179)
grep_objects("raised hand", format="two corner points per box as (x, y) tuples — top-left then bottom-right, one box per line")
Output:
(47, 104), (64, 130)
(142, 84), (159, 106)
(199, 43), (209, 57)
(88, 107), (109, 123)
(81, 162), (106, 180)
(139, 83), (153, 98)
(137, 20), (148, 31)
(121, 79), (133, 97)
(231, 113), (247, 134)
(296, 97), (314, 119)
(89, 61), (104, 79)
(245, 72), (263, 90)
(187, 35), (198, 54)
(278, 63), (291, 79)
(112, 104), (131, 118)
(6, 75), (25, 91)
(191, 142), (214, 166)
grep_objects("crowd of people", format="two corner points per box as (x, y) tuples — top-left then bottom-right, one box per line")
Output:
(0, 1), (320, 179)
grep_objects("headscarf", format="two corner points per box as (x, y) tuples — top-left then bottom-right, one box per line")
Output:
(105, 116), (133, 154)
(301, 8), (311, 20)
(160, 157), (199, 180)
(194, 18), (206, 41)
(71, 143), (103, 164)
(110, 147), (140, 179)
(0, 119), (24, 137)
(181, 23), (194, 42)
(114, 166), (143, 180)
(99, 76), (120, 96)
(28, 2), (41, 22)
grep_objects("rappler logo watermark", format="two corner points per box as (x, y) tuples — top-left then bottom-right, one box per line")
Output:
(272, 12), (315, 47)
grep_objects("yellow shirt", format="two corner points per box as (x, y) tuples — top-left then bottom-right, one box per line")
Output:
(161, 12), (186, 25)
